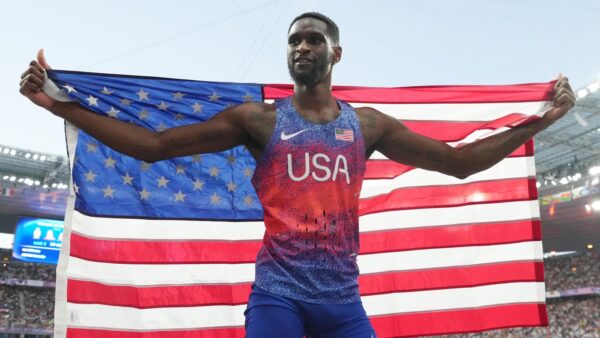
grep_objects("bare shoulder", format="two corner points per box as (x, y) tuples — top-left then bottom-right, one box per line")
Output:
(354, 106), (402, 150)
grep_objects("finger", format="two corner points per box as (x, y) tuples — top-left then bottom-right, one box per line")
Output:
(28, 65), (45, 81)
(37, 49), (52, 70)
(28, 60), (46, 75)
(21, 81), (42, 93)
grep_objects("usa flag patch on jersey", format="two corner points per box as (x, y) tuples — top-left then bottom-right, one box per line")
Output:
(335, 128), (354, 142)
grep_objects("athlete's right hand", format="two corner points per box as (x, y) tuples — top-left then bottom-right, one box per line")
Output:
(19, 49), (56, 110)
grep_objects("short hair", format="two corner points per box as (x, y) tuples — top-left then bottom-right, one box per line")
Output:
(288, 12), (340, 46)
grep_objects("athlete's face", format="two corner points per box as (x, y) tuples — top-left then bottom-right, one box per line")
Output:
(287, 18), (341, 87)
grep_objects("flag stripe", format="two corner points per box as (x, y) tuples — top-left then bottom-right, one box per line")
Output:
(369, 303), (547, 338)
(63, 282), (544, 331)
(359, 178), (536, 216)
(361, 156), (534, 198)
(366, 144), (532, 178)
(70, 200), (539, 240)
(67, 327), (245, 338)
(264, 83), (555, 103)
(68, 219), (540, 264)
(65, 242), (542, 286)
(66, 262), (543, 309)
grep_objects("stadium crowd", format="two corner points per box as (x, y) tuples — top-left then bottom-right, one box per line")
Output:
(0, 285), (53, 332)
(544, 250), (600, 291)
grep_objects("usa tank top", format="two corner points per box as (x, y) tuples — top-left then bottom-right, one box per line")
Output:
(251, 96), (366, 304)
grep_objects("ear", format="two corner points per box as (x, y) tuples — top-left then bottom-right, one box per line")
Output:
(332, 46), (342, 64)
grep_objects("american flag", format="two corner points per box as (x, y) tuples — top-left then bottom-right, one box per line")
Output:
(335, 128), (354, 142)
(49, 70), (552, 338)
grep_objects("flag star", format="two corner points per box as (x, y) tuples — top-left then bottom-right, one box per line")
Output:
(173, 92), (186, 101)
(103, 156), (116, 168)
(106, 106), (120, 118)
(62, 84), (77, 93)
(174, 113), (185, 120)
(139, 109), (150, 120)
(227, 155), (236, 164)
(209, 167), (220, 177)
(226, 182), (237, 192)
(120, 98), (132, 106)
(244, 167), (253, 178)
(156, 101), (170, 110)
(210, 192), (221, 205)
(175, 165), (186, 175)
(73, 182), (80, 194)
(244, 194), (254, 206)
(84, 170), (97, 182)
(157, 123), (168, 132)
(209, 92), (220, 102)
(137, 89), (149, 101)
(174, 190), (186, 202)
(157, 176), (170, 188)
(121, 172), (134, 185)
(85, 95), (99, 107)
(141, 161), (152, 171)
(192, 178), (205, 191)
(102, 185), (116, 198)
(100, 87), (113, 95)
(192, 154), (202, 163)
(139, 188), (150, 200)
(242, 93), (253, 102)
(86, 142), (98, 152)
(191, 102), (203, 113)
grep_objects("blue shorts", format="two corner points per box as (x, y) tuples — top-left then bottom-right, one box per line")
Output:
(244, 285), (377, 338)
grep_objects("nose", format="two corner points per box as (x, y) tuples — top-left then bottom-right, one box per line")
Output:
(295, 39), (310, 54)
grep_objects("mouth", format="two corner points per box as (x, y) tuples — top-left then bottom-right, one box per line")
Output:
(294, 57), (314, 64)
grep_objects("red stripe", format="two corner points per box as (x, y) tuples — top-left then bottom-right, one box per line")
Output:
(360, 220), (541, 255)
(264, 83), (554, 103)
(365, 144), (532, 179)
(69, 218), (539, 265)
(67, 280), (252, 308)
(370, 303), (547, 337)
(69, 233), (261, 264)
(67, 327), (244, 338)
(358, 261), (545, 295)
(66, 262), (543, 308)
(359, 178), (536, 216)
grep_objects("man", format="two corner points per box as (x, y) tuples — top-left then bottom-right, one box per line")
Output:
(20, 12), (574, 338)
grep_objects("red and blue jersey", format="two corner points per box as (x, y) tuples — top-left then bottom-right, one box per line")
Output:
(251, 96), (366, 304)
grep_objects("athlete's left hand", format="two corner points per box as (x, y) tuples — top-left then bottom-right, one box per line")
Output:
(543, 74), (576, 125)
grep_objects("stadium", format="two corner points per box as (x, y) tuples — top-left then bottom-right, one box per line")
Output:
(0, 78), (598, 337)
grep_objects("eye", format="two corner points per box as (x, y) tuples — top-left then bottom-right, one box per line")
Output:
(288, 37), (300, 46)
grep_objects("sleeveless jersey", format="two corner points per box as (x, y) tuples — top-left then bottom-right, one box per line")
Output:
(251, 96), (366, 304)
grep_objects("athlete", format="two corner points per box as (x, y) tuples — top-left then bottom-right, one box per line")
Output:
(20, 12), (575, 338)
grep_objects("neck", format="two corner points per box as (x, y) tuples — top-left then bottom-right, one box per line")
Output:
(292, 74), (335, 111)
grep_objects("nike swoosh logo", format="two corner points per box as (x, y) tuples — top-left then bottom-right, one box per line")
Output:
(281, 129), (308, 140)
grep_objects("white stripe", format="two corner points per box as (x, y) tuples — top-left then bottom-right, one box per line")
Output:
(66, 256), (255, 285)
(350, 101), (551, 121)
(362, 282), (546, 316)
(359, 200), (540, 232)
(67, 241), (540, 286)
(64, 282), (545, 330)
(71, 201), (538, 241)
(71, 211), (265, 240)
(357, 241), (543, 274)
(361, 156), (534, 198)
(66, 302), (245, 330)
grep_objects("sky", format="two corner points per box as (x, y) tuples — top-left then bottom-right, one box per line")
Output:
(1, 0), (599, 156)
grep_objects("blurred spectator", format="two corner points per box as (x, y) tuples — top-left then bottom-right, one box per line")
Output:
(544, 250), (599, 291)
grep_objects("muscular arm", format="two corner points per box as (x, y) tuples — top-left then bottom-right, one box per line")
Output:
(360, 76), (575, 178)
(46, 100), (251, 163)
(20, 53), (271, 163)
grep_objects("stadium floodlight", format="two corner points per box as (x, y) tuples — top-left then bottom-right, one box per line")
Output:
(51, 183), (57, 188)
(559, 177), (569, 185)
(585, 204), (592, 213)
(536, 181), (541, 188)
(589, 166), (600, 176)
(2, 148), (8, 154)
(39, 155), (46, 161)
(572, 172), (582, 181)
(9, 149), (16, 156)
(42, 184), (48, 188)
(32, 154), (39, 160)
(588, 82), (600, 92)
(34, 181), (40, 185)
(593, 178), (600, 185)
(577, 89), (588, 98)
(9, 176), (16, 182)
(592, 200), (600, 211)
(588, 244), (594, 249)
